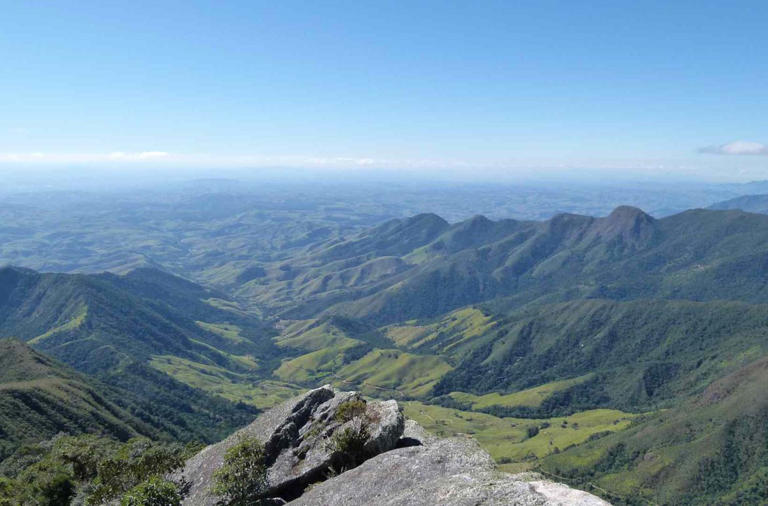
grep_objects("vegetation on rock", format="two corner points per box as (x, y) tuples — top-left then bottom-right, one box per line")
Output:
(211, 435), (268, 505)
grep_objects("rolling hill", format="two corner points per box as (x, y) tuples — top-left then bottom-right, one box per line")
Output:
(0, 267), (275, 448)
(7, 204), (768, 504)
(0, 339), (169, 461)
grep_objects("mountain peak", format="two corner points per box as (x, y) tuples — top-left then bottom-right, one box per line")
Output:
(607, 205), (653, 222)
(590, 206), (656, 245)
(407, 213), (450, 229)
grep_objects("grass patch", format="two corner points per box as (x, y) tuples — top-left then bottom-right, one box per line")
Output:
(195, 321), (247, 344)
(203, 298), (252, 317)
(334, 349), (453, 398)
(382, 307), (495, 354)
(402, 401), (638, 463)
(29, 304), (88, 345)
(149, 355), (298, 409)
(275, 319), (359, 352)
(274, 341), (359, 384)
(449, 374), (593, 410)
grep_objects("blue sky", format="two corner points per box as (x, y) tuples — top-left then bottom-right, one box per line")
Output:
(1, 0), (767, 180)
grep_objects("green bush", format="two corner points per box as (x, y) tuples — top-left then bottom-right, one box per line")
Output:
(211, 435), (267, 505)
(331, 420), (371, 471)
(334, 399), (367, 423)
(121, 477), (181, 506)
(87, 438), (187, 504)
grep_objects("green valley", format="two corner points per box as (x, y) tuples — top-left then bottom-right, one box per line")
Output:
(6, 203), (768, 504)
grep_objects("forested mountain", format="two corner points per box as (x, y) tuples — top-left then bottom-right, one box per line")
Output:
(240, 206), (768, 324)
(543, 354), (768, 504)
(0, 339), (162, 461)
(0, 266), (276, 373)
(434, 299), (768, 413)
(5, 204), (768, 504)
(0, 267), (271, 451)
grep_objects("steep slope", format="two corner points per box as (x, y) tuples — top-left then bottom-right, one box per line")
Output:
(0, 267), (271, 443)
(543, 355), (768, 504)
(434, 299), (768, 414)
(0, 339), (163, 460)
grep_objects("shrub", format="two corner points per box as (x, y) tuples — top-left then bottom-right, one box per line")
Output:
(121, 477), (182, 506)
(211, 435), (267, 505)
(330, 420), (371, 471)
(334, 399), (367, 423)
(87, 438), (186, 504)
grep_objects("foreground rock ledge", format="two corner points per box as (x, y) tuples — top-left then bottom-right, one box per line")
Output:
(178, 386), (609, 505)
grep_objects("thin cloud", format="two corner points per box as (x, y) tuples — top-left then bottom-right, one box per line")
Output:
(0, 152), (172, 163)
(108, 151), (169, 160)
(0, 152), (461, 169)
(699, 140), (768, 156)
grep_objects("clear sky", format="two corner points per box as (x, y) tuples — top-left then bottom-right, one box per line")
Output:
(1, 0), (767, 181)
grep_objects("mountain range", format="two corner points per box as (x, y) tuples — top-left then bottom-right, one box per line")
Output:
(5, 202), (768, 504)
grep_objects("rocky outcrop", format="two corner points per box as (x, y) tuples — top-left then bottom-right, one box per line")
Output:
(178, 385), (404, 504)
(177, 387), (609, 505)
(292, 420), (609, 506)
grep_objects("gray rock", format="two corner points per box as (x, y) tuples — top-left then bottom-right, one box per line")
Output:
(290, 422), (610, 506)
(401, 418), (437, 446)
(364, 399), (404, 454)
(178, 386), (404, 504)
(177, 387), (606, 506)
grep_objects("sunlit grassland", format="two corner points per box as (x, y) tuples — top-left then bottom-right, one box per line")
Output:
(382, 307), (495, 351)
(273, 342), (359, 383)
(275, 319), (356, 351)
(203, 297), (256, 317)
(28, 304), (88, 345)
(402, 401), (638, 470)
(195, 321), (247, 343)
(333, 349), (453, 398)
(149, 355), (299, 409)
(448, 374), (593, 410)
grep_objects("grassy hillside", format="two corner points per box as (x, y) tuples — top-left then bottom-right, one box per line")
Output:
(0, 339), (166, 461)
(0, 267), (273, 448)
(543, 355), (768, 505)
(402, 401), (637, 470)
(333, 349), (453, 397)
(434, 299), (768, 414)
(448, 375), (593, 411)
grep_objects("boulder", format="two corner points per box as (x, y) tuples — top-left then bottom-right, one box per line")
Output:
(178, 385), (404, 504)
(290, 422), (611, 506)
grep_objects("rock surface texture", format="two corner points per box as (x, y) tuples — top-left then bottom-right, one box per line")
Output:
(292, 420), (610, 506)
(178, 385), (404, 504)
(178, 387), (609, 505)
